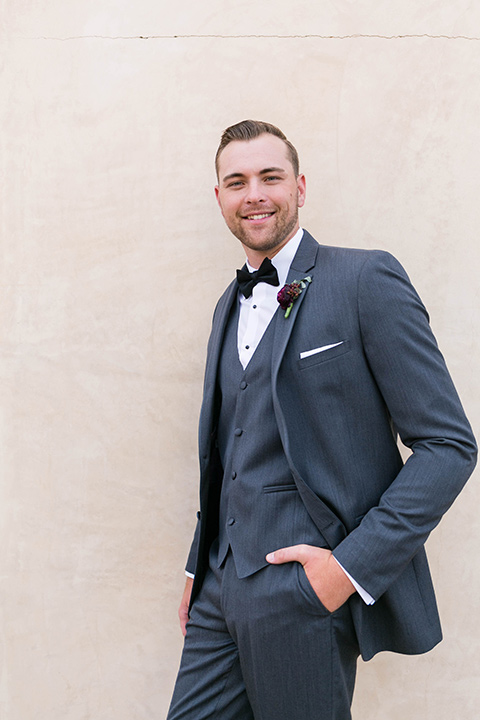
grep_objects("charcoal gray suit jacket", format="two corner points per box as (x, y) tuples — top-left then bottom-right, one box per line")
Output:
(186, 231), (477, 660)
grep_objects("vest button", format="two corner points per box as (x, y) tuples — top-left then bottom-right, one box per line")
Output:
(227, 517), (236, 526)
(240, 381), (248, 390)
(231, 471), (237, 480)
(234, 428), (243, 437)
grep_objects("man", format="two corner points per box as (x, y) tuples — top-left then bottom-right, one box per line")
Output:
(167, 120), (477, 720)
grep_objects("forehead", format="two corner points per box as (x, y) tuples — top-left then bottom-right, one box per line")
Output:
(217, 134), (293, 180)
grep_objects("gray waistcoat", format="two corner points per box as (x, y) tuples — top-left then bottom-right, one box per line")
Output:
(216, 297), (325, 578)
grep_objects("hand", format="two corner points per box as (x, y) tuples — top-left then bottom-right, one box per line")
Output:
(178, 576), (193, 636)
(266, 544), (355, 613)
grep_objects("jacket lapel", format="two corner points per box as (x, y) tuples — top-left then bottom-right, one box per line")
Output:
(269, 233), (348, 546)
(271, 231), (318, 382)
(198, 279), (238, 460)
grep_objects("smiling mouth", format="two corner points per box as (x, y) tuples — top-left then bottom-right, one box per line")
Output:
(243, 212), (275, 221)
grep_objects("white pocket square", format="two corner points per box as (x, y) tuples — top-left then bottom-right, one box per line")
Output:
(299, 341), (344, 360)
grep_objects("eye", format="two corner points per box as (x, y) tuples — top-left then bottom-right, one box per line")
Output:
(264, 175), (281, 182)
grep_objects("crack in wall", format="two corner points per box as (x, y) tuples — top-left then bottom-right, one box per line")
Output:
(21, 33), (480, 41)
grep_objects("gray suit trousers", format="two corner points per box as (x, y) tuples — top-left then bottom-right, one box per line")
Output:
(167, 541), (359, 720)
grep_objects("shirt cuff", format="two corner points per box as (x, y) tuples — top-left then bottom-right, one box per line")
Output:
(185, 571), (195, 579)
(333, 557), (375, 605)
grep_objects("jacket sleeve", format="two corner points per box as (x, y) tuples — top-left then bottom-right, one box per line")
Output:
(185, 516), (200, 575)
(333, 251), (477, 600)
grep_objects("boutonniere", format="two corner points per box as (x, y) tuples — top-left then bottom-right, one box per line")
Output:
(277, 277), (312, 318)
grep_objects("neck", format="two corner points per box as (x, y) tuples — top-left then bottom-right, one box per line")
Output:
(242, 229), (299, 270)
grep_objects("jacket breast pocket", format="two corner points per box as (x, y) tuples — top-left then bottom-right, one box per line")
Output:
(297, 339), (351, 369)
(263, 484), (298, 493)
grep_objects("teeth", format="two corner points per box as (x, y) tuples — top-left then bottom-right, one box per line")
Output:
(248, 213), (272, 220)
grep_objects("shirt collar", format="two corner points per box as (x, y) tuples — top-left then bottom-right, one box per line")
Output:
(245, 227), (304, 288)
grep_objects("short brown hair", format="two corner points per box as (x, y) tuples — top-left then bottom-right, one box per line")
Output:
(215, 120), (300, 178)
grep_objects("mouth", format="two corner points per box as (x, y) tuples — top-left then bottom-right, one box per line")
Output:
(242, 212), (275, 222)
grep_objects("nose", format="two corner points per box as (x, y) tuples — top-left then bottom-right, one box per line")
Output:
(244, 179), (266, 204)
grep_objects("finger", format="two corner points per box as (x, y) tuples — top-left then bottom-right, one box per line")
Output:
(179, 608), (188, 637)
(266, 544), (311, 565)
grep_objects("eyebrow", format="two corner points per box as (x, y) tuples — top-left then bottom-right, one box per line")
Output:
(221, 167), (287, 184)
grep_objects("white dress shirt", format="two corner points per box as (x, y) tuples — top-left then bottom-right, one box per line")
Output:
(237, 228), (304, 369)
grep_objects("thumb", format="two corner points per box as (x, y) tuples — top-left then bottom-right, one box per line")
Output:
(266, 544), (310, 566)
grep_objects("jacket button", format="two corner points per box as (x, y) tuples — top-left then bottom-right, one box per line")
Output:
(234, 428), (243, 437)
(231, 471), (237, 480)
(227, 517), (235, 526)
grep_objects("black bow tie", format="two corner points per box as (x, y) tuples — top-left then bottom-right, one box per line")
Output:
(236, 257), (280, 298)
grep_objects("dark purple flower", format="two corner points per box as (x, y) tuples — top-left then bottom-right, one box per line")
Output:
(277, 282), (302, 310)
(277, 276), (312, 318)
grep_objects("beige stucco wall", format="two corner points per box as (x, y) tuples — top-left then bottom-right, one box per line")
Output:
(1, 2), (479, 718)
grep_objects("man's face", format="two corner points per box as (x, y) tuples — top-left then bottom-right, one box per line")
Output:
(215, 134), (306, 262)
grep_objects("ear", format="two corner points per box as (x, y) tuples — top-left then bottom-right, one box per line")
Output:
(297, 174), (306, 208)
(214, 186), (224, 216)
